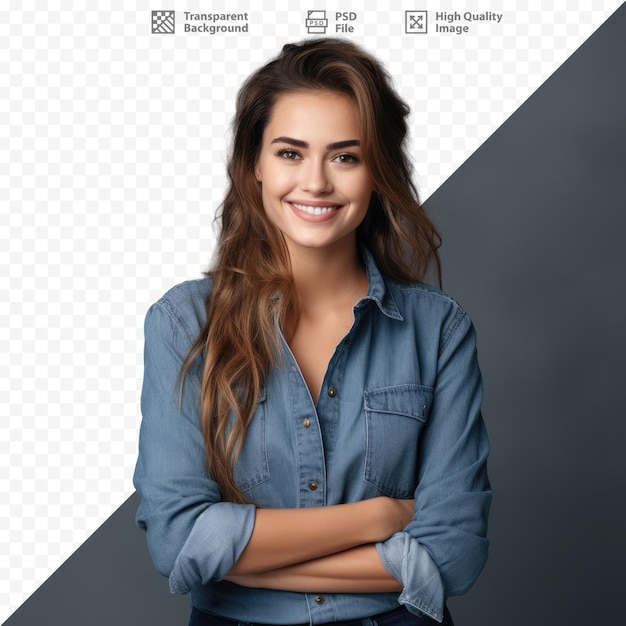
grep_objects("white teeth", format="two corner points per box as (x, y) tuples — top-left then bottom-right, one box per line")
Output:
(291, 202), (338, 215)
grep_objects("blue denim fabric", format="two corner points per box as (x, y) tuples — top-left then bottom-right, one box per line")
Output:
(133, 248), (491, 625)
(188, 604), (454, 626)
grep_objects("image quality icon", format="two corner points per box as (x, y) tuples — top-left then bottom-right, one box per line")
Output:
(405, 11), (427, 34)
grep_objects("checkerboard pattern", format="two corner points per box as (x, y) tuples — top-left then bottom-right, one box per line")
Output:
(0, 0), (620, 620)
(152, 10), (175, 34)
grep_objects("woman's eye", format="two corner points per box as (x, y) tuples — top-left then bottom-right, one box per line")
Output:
(335, 153), (359, 164)
(277, 149), (300, 160)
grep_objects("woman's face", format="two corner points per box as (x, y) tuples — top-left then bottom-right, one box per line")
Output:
(254, 90), (374, 257)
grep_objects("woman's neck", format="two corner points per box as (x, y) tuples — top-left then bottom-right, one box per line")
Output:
(288, 241), (368, 314)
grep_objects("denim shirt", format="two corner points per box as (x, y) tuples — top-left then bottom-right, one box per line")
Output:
(133, 249), (491, 624)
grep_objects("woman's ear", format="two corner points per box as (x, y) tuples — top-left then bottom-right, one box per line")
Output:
(254, 162), (262, 182)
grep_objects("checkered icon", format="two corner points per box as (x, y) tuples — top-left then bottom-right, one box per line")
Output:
(152, 10), (175, 34)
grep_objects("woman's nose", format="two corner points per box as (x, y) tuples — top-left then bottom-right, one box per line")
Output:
(300, 159), (332, 194)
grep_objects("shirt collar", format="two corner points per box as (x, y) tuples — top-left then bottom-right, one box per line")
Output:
(358, 247), (404, 321)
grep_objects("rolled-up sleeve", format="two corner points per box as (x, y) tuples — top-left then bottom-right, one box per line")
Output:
(377, 307), (491, 622)
(133, 300), (256, 594)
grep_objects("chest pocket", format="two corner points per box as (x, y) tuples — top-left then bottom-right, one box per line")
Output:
(363, 384), (433, 498)
(233, 388), (271, 493)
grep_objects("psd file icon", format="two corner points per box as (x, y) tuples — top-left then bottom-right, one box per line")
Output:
(306, 10), (328, 34)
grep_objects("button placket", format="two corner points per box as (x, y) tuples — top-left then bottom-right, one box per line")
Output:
(281, 330), (326, 507)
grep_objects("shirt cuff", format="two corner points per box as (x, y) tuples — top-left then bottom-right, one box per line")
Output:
(376, 531), (445, 622)
(169, 502), (256, 594)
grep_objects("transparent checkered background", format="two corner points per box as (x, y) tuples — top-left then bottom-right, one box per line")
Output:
(1, 0), (621, 619)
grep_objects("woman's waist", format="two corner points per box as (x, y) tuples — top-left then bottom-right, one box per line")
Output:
(190, 582), (401, 625)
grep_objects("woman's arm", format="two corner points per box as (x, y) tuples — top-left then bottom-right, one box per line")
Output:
(373, 309), (491, 622)
(227, 544), (402, 593)
(228, 498), (415, 575)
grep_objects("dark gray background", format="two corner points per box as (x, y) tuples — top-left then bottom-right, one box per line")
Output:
(441, 3), (626, 623)
(4, 4), (625, 625)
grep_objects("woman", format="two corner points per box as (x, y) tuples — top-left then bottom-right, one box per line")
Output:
(134, 38), (491, 626)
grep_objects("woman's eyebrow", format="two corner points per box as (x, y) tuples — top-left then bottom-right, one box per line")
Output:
(329, 139), (360, 149)
(270, 136), (360, 150)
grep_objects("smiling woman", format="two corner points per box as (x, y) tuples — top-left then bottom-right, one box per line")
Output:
(254, 91), (374, 256)
(133, 38), (491, 626)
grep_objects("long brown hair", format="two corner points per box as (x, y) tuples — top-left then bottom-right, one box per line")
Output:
(180, 38), (441, 504)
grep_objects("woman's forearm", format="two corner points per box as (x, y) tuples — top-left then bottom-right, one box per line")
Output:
(226, 544), (401, 593)
(227, 497), (413, 576)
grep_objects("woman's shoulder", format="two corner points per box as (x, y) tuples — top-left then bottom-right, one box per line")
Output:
(154, 276), (214, 309)
(383, 277), (475, 347)
(145, 277), (214, 343)
(382, 279), (478, 360)
(386, 277), (467, 317)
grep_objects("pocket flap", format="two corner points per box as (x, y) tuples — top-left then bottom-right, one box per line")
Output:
(364, 384), (433, 423)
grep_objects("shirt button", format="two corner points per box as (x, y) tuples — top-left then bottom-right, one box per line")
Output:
(315, 595), (325, 604)
(308, 480), (318, 491)
(303, 418), (311, 428)
(327, 387), (337, 398)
